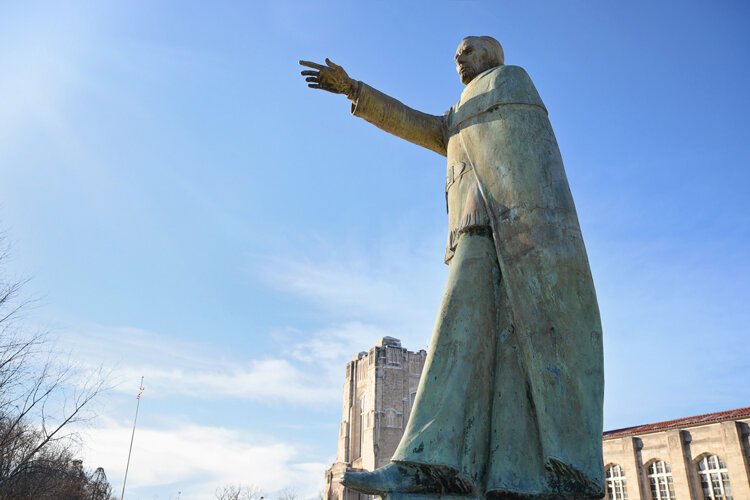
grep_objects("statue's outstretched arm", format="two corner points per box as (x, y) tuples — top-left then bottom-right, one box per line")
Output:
(300, 59), (447, 157)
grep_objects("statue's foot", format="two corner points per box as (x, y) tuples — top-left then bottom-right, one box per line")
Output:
(341, 462), (475, 496)
(545, 458), (604, 499)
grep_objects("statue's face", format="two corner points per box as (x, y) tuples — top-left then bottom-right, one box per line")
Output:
(455, 38), (494, 85)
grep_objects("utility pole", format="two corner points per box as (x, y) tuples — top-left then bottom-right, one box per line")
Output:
(121, 376), (144, 500)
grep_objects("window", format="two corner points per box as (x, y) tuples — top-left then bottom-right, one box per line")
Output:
(360, 395), (368, 429)
(386, 346), (401, 366)
(697, 455), (733, 500)
(605, 464), (628, 500)
(648, 460), (675, 500)
(358, 394), (367, 457)
(384, 409), (401, 428)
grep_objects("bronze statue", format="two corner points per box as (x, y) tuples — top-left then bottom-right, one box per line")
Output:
(300, 36), (604, 499)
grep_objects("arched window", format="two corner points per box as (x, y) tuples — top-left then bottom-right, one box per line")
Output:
(605, 464), (628, 500)
(697, 454), (733, 500)
(648, 460), (675, 500)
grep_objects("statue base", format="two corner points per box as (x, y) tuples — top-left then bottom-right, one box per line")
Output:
(378, 495), (480, 500)
(378, 494), (596, 500)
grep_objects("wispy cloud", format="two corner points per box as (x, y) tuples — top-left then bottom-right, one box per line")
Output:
(590, 237), (750, 428)
(255, 235), (446, 348)
(59, 235), (450, 406)
(120, 358), (337, 405)
(286, 321), (390, 363)
(62, 320), (388, 406)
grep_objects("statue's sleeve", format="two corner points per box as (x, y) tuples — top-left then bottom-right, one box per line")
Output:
(351, 82), (447, 157)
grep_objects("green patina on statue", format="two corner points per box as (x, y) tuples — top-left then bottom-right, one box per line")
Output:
(300, 36), (605, 499)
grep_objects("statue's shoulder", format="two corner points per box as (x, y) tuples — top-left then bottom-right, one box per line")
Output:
(495, 64), (527, 74)
(488, 65), (533, 85)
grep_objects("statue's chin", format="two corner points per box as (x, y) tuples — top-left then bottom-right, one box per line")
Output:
(460, 73), (474, 85)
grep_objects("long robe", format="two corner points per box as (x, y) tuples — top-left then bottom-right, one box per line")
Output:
(351, 64), (604, 497)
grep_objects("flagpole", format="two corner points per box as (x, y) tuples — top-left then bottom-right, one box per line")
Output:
(121, 376), (144, 500)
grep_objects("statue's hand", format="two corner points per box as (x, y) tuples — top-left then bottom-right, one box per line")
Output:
(299, 58), (356, 98)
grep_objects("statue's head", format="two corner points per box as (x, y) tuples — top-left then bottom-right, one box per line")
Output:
(455, 36), (504, 85)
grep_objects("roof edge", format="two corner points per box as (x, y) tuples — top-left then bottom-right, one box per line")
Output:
(603, 406), (750, 440)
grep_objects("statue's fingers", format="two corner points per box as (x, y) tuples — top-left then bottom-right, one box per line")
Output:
(307, 83), (322, 89)
(305, 77), (318, 83)
(299, 60), (326, 70)
(325, 58), (341, 69)
(300, 70), (318, 76)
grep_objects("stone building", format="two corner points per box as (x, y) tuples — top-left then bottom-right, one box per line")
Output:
(323, 337), (426, 500)
(603, 407), (750, 500)
(323, 338), (750, 500)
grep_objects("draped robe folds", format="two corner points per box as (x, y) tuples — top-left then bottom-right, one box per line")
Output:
(351, 64), (604, 497)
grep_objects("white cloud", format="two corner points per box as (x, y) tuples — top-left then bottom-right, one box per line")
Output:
(80, 418), (324, 500)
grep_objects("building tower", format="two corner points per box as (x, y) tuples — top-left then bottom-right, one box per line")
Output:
(323, 337), (427, 500)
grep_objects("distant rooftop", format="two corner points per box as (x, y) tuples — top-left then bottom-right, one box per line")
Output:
(375, 336), (402, 348)
(604, 406), (750, 440)
(350, 337), (428, 361)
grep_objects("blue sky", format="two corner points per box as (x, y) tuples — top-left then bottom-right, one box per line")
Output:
(1, 1), (748, 498)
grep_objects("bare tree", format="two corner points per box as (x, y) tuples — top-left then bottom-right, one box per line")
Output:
(215, 483), (263, 500)
(0, 236), (111, 499)
(277, 488), (297, 500)
(0, 437), (115, 500)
